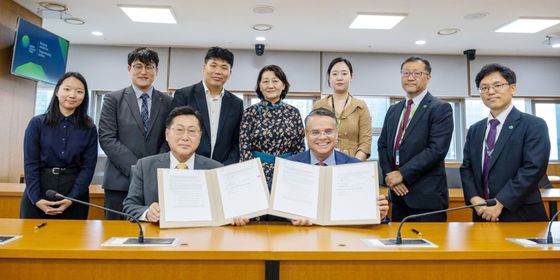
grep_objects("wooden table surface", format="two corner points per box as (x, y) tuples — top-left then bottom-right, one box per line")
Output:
(0, 219), (559, 280)
(2, 183), (559, 222)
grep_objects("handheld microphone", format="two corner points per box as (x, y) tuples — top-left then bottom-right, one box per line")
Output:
(546, 210), (560, 244)
(45, 190), (144, 243)
(395, 199), (497, 245)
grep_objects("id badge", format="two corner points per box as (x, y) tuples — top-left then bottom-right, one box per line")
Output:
(395, 150), (400, 166)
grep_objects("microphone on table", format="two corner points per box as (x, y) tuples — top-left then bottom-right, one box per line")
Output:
(546, 209), (560, 244)
(394, 199), (497, 245)
(45, 190), (144, 243)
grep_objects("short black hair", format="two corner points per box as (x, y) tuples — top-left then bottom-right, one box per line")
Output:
(204, 46), (234, 68)
(255, 65), (290, 102)
(401, 56), (432, 74)
(475, 63), (517, 88)
(45, 72), (93, 129)
(165, 106), (203, 129)
(128, 47), (159, 67)
(327, 57), (353, 87)
(304, 108), (337, 128)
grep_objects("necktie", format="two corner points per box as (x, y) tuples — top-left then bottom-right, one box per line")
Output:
(482, 119), (500, 199)
(315, 161), (327, 166)
(175, 163), (189, 169)
(140, 93), (149, 135)
(394, 99), (414, 165)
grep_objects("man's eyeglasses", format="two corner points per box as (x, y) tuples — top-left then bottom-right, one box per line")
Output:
(309, 129), (336, 138)
(478, 83), (510, 94)
(131, 64), (156, 72)
(169, 127), (201, 137)
(400, 71), (429, 78)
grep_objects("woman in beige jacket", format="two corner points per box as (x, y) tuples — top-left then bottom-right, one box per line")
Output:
(312, 57), (372, 161)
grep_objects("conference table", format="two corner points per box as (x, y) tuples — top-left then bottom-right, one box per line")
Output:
(1, 183), (559, 221)
(0, 219), (559, 280)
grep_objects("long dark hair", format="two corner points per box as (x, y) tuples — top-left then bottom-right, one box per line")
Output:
(45, 72), (93, 129)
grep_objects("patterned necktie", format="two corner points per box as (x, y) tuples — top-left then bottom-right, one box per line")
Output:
(140, 93), (149, 135)
(394, 99), (414, 165)
(175, 163), (188, 169)
(482, 119), (500, 199)
(315, 161), (327, 166)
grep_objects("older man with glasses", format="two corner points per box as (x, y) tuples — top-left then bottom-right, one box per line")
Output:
(123, 106), (222, 222)
(378, 56), (454, 222)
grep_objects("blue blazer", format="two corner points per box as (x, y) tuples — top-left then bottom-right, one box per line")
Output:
(377, 92), (453, 210)
(460, 107), (550, 221)
(171, 81), (243, 165)
(288, 150), (361, 164)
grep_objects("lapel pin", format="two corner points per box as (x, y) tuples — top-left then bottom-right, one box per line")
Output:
(423, 105), (427, 108)
(508, 125), (514, 129)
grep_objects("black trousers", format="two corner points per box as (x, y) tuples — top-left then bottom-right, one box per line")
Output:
(391, 201), (447, 222)
(20, 170), (89, 219)
(104, 189), (129, 220)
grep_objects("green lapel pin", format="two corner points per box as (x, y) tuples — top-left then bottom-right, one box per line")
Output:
(509, 125), (514, 129)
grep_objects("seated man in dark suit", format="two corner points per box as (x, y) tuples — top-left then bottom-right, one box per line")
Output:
(123, 106), (223, 222)
(287, 108), (389, 225)
(460, 63), (550, 222)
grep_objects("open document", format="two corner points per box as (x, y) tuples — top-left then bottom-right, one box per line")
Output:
(269, 158), (380, 225)
(157, 158), (269, 228)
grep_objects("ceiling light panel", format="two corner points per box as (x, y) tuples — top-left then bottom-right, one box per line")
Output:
(495, 18), (560, 33)
(119, 5), (177, 24)
(349, 13), (407, 30)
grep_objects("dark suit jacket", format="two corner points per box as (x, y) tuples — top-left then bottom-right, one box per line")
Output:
(123, 152), (223, 219)
(377, 92), (453, 210)
(99, 86), (172, 191)
(288, 150), (361, 165)
(171, 81), (243, 165)
(460, 107), (550, 221)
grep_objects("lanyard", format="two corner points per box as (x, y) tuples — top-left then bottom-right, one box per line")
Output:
(330, 94), (350, 127)
(398, 101), (418, 139)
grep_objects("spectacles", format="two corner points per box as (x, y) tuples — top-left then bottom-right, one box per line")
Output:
(169, 127), (201, 137)
(401, 71), (429, 78)
(131, 64), (156, 72)
(478, 83), (510, 94)
(309, 129), (336, 138)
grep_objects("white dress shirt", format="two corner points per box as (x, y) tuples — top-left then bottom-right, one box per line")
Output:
(202, 81), (224, 157)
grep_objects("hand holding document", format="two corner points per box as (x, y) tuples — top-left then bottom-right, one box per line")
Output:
(157, 159), (269, 228)
(156, 157), (380, 228)
(269, 158), (380, 225)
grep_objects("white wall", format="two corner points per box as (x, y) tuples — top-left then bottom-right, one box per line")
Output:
(67, 44), (560, 97)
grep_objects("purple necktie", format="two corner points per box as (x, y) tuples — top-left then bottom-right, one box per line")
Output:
(316, 161), (327, 166)
(482, 119), (500, 199)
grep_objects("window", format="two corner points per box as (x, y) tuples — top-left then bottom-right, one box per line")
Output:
(356, 96), (390, 160)
(534, 101), (560, 160)
(34, 82), (55, 115)
(464, 98), (528, 129)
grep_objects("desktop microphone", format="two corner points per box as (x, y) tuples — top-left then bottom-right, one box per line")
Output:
(45, 190), (144, 243)
(546, 209), (560, 244)
(395, 199), (497, 245)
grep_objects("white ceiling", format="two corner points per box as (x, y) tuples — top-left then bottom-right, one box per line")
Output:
(13, 0), (560, 56)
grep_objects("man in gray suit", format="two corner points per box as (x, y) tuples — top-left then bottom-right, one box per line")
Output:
(99, 47), (172, 219)
(123, 106), (222, 222)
